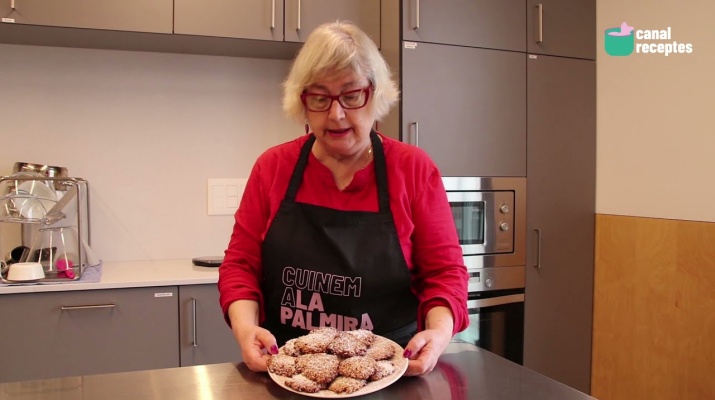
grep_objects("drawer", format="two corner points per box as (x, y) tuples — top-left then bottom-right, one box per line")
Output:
(0, 286), (179, 383)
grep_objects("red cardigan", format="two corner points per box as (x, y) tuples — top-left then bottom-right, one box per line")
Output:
(218, 133), (469, 335)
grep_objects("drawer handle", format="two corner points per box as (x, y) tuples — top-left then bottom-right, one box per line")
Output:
(61, 303), (115, 310)
(533, 228), (542, 268)
(192, 298), (198, 347)
(536, 4), (544, 43)
(297, 0), (302, 30)
(411, 121), (420, 147)
(414, 0), (420, 29)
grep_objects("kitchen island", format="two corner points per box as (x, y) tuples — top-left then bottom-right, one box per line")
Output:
(0, 342), (595, 400)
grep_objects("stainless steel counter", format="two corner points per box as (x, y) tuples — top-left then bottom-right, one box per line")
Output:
(0, 343), (595, 400)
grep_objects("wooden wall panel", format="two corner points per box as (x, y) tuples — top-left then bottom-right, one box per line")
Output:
(592, 214), (715, 400)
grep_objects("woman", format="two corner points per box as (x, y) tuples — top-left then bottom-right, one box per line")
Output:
(218, 21), (468, 377)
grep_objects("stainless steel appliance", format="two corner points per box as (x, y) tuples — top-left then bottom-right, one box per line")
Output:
(444, 177), (526, 364)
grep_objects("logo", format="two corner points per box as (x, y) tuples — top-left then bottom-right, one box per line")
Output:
(605, 22), (635, 56)
(605, 21), (694, 56)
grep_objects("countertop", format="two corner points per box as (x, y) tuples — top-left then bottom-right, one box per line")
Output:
(0, 343), (596, 400)
(0, 259), (216, 294)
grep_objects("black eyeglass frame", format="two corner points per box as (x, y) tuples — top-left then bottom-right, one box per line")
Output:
(300, 85), (373, 112)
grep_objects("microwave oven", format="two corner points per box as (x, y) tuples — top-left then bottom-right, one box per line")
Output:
(442, 177), (526, 292)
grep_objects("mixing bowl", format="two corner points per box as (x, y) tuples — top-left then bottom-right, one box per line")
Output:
(7, 262), (45, 282)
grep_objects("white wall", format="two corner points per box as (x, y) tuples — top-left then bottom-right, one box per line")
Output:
(596, 0), (715, 222)
(0, 44), (300, 262)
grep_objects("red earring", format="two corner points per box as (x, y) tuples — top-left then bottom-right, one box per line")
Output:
(304, 121), (310, 134)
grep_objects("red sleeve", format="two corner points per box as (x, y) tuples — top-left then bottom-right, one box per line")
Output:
(217, 159), (269, 325)
(217, 137), (304, 325)
(409, 166), (469, 335)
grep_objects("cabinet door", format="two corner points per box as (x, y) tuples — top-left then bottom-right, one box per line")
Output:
(179, 284), (242, 366)
(0, 287), (179, 383)
(526, 0), (596, 60)
(0, 0), (172, 33)
(284, 0), (380, 45)
(401, 42), (526, 177)
(174, 0), (284, 41)
(524, 55), (595, 393)
(402, 0), (525, 52)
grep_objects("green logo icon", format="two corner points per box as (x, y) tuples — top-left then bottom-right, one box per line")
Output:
(605, 22), (635, 56)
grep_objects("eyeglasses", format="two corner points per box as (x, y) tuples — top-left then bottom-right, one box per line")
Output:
(300, 85), (372, 112)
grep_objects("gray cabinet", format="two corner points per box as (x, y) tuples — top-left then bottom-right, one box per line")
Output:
(0, 286), (179, 383)
(402, 0), (526, 52)
(174, 0), (283, 41)
(401, 42), (526, 177)
(0, 0), (172, 33)
(524, 54), (595, 393)
(179, 284), (242, 366)
(284, 0), (380, 44)
(526, 0), (596, 60)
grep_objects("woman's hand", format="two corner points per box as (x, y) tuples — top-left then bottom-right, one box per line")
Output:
(234, 324), (278, 372)
(403, 306), (454, 376)
(228, 300), (278, 372)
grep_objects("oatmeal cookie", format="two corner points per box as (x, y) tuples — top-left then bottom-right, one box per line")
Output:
(365, 340), (395, 360)
(327, 331), (368, 357)
(328, 376), (367, 394)
(266, 354), (297, 377)
(296, 328), (338, 354)
(339, 356), (377, 380)
(370, 360), (396, 381)
(281, 339), (301, 357)
(296, 353), (340, 384)
(284, 374), (324, 393)
(347, 329), (375, 346)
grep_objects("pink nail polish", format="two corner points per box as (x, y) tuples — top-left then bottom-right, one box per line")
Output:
(403, 349), (412, 358)
(270, 345), (279, 355)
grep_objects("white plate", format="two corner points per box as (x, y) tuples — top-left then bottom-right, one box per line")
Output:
(268, 335), (409, 398)
(16, 181), (56, 219)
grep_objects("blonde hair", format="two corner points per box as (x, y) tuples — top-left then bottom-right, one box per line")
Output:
(283, 21), (399, 123)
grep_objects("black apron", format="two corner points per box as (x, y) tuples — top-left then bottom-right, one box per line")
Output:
(261, 131), (419, 346)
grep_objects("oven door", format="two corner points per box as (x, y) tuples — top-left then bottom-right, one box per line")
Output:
(452, 288), (525, 364)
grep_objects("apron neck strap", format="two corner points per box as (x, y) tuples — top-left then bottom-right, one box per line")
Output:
(285, 131), (390, 213)
(370, 131), (390, 212)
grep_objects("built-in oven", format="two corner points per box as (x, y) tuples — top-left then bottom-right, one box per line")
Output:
(452, 288), (525, 364)
(443, 177), (526, 364)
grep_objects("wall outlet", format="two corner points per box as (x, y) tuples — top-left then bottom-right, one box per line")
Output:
(207, 178), (247, 216)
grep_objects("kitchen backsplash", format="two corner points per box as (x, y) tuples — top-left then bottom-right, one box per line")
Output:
(0, 44), (300, 262)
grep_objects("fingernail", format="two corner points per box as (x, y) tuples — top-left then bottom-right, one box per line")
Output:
(403, 349), (412, 358)
(270, 345), (279, 355)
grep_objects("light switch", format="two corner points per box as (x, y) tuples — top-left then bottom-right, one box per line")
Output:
(207, 178), (248, 216)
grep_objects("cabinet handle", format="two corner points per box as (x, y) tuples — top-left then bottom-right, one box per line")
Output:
(271, 0), (275, 29)
(297, 0), (301, 30)
(191, 298), (198, 347)
(11, 0), (16, 10)
(536, 3), (543, 43)
(411, 122), (420, 147)
(533, 228), (542, 268)
(414, 0), (420, 29)
(61, 303), (115, 310)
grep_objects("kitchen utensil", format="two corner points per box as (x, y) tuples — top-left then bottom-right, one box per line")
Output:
(6, 262), (45, 282)
(13, 162), (68, 190)
(26, 226), (81, 280)
(16, 180), (57, 220)
(43, 183), (77, 225)
(4, 246), (29, 265)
